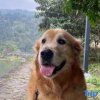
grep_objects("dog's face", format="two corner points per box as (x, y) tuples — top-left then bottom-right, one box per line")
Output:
(34, 29), (82, 78)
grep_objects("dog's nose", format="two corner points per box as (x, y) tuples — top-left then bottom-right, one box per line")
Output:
(41, 49), (53, 61)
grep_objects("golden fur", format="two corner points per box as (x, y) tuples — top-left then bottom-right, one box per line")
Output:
(27, 29), (87, 100)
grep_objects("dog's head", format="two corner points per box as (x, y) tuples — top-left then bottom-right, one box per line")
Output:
(34, 29), (82, 78)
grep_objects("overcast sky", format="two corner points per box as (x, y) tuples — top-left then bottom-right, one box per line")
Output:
(0, 0), (39, 11)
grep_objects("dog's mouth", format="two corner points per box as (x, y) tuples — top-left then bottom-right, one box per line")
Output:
(40, 60), (66, 77)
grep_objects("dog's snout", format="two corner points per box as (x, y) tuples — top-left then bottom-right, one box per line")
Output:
(41, 49), (53, 61)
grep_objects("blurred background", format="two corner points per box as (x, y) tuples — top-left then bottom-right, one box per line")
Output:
(0, 0), (41, 76)
(0, 0), (100, 99)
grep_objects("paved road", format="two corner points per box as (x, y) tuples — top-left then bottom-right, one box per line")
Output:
(0, 63), (32, 100)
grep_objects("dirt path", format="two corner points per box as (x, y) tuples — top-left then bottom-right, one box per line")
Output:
(0, 63), (99, 100)
(0, 63), (32, 100)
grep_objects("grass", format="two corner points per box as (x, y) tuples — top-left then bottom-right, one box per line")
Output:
(0, 56), (23, 76)
(86, 76), (100, 91)
(89, 63), (100, 77)
(86, 63), (100, 99)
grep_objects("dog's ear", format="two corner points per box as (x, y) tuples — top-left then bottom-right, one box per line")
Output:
(34, 40), (40, 53)
(72, 39), (83, 55)
(64, 32), (82, 55)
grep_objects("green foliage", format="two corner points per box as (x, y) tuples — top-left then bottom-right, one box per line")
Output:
(35, 0), (86, 36)
(86, 63), (100, 97)
(89, 63), (100, 77)
(35, 0), (100, 37)
(86, 76), (100, 87)
(64, 0), (100, 25)
(0, 9), (41, 53)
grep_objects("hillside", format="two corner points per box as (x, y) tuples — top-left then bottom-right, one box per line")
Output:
(0, 9), (41, 54)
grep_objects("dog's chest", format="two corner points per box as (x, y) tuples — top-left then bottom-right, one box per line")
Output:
(37, 89), (76, 100)
(37, 82), (71, 100)
(36, 82), (86, 100)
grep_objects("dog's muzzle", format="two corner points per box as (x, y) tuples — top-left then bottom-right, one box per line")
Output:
(40, 49), (66, 77)
(40, 60), (66, 77)
(41, 49), (53, 65)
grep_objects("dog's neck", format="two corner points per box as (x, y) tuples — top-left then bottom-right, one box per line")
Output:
(51, 58), (81, 90)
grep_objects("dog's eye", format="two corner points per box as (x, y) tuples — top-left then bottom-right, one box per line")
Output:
(42, 38), (46, 44)
(57, 39), (66, 45)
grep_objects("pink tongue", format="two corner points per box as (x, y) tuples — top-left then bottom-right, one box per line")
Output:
(40, 65), (55, 77)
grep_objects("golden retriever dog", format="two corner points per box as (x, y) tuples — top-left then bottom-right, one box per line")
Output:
(27, 29), (87, 100)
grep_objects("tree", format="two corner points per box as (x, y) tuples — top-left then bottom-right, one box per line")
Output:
(35, 0), (100, 36)
(63, 0), (100, 72)
(64, 0), (100, 25)
(35, 0), (85, 36)
(0, 9), (41, 53)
